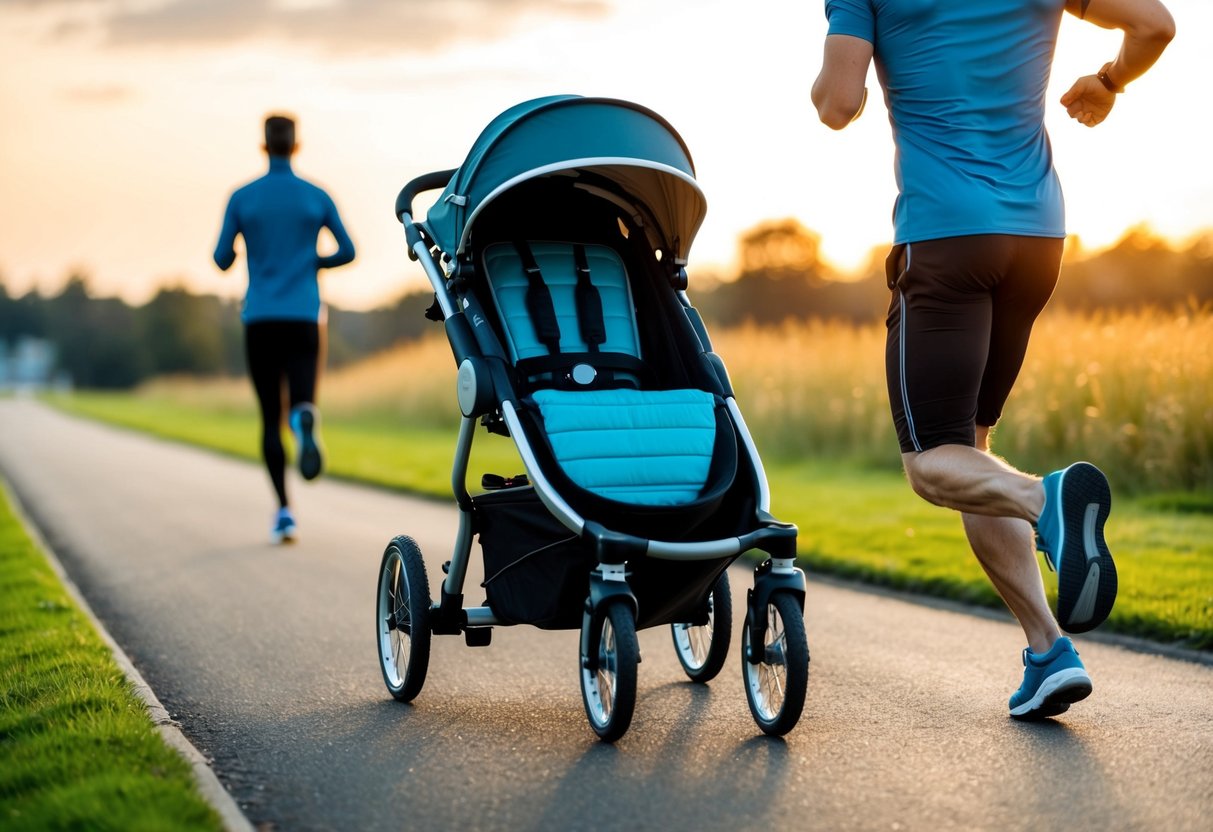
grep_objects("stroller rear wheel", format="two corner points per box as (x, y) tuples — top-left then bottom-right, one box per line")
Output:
(579, 600), (639, 742)
(376, 536), (432, 702)
(671, 571), (732, 683)
(742, 591), (808, 736)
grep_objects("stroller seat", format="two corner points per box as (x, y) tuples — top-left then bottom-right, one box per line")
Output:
(483, 240), (725, 508)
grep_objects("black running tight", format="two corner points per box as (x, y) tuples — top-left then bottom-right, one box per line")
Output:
(244, 321), (320, 507)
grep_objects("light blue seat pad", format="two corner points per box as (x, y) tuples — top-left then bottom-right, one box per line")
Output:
(483, 242), (641, 361)
(531, 387), (717, 506)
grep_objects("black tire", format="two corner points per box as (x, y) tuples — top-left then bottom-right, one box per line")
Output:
(375, 536), (432, 702)
(671, 572), (732, 683)
(741, 591), (808, 736)
(579, 600), (639, 743)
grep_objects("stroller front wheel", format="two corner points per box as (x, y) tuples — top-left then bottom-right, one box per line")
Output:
(376, 535), (432, 702)
(579, 600), (638, 742)
(671, 571), (732, 683)
(741, 591), (808, 736)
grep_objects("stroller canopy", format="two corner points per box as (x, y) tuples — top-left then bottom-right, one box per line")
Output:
(423, 95), (707, 265)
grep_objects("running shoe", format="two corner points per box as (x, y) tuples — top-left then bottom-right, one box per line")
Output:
(290, 403), (324, 481)
(271, 508), (297, 545)
(1036, 462), (1117, 633)
(1009, 637), (1092, 720)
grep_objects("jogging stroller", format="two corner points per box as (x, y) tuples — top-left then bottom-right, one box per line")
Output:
(375, 95), (809, 741)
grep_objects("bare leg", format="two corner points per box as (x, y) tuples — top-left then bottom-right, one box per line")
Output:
(904, 427), (1059, 653)
(902, 439), (1044, 520)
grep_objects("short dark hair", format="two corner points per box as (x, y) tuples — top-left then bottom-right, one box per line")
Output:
(264, 114), (296, 156)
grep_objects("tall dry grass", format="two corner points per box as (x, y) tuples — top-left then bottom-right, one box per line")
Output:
(716, 306), (1213, 493)
(997, 306), (1212, 493)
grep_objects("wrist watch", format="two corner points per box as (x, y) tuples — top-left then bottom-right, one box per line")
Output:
(1097, 62), (1124, 94)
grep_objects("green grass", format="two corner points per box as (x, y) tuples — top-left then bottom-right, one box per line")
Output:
(0, 485), (223, 832)
(49, 392), (1213, 650)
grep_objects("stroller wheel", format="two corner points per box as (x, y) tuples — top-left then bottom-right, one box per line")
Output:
(742, 592), (808, 736)
(579, 600), (639, 743)
(671, 571), (732, 683)
(376, 536), (432, 702)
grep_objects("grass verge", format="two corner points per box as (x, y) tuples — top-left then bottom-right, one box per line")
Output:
(0, 483), (224, 832)
(49, 392), (1213, 650)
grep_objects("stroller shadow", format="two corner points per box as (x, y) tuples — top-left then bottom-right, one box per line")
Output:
(530, 681), (792, 832)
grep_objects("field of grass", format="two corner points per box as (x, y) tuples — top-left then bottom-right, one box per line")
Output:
(0, 485), (222, 831)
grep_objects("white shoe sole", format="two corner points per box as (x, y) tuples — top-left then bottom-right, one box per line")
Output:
(1010, 667), (1093, 719)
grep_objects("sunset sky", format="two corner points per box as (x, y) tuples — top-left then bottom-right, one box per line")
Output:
(2, 0), (1210, 311)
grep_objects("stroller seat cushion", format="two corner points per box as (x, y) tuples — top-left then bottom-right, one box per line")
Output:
(531, 387), (717, 506)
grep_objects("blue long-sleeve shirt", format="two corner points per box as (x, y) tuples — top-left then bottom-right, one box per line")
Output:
(214, 156), (356, 323)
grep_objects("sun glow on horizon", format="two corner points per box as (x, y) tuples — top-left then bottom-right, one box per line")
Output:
(2, 0), (1210, 310)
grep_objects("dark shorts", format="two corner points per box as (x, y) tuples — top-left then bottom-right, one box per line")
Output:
(884, 234), (1063, 453)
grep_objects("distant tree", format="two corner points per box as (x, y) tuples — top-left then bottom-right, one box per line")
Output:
(0, 282), (47, 344)
(45, 275), (147, 388)
(327, 288), (435, 366)
(1053, 224), (1212, 310)
(694, 219), (885, 326)
(140, 287), (234, 375)
(736, 218), (825, 283)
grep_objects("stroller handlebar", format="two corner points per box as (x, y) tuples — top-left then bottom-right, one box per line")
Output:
(396, 169), (458, 223)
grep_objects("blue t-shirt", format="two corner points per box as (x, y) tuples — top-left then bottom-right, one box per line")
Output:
(825, 0), (1066, 244)
(214, 156), (356, 323)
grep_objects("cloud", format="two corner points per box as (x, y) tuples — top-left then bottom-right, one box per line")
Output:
(27, 0), (612, 54)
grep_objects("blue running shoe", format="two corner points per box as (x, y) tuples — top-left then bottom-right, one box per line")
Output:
(290, 403), (324, 481)
(1009, 637), (1092, 720)
(271, 507), (297, 545)
(1036, 462), (1117, 634)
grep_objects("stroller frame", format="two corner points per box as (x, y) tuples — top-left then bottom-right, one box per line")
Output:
(377, 97), (810, 741)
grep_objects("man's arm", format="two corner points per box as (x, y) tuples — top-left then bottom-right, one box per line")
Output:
(213, 196), (239, 271)
(317, 195), (356, 270)
(1059, 0), (1175, 127)
(812, 34), (873, 131)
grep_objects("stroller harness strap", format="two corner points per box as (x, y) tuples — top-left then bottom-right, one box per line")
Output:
(513, 240), (562, 355)
(483, 241), (644, 389)
(572, 244), (606, 353)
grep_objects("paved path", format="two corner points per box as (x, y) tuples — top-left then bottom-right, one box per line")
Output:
(2, 399), (1210, 831)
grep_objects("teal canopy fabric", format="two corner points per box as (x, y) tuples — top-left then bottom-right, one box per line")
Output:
(423, 96), (707, 264)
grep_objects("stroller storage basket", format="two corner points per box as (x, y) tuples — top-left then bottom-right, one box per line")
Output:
(476, 486), (596, 629)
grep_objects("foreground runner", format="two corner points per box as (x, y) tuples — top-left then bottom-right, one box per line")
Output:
(811, 0), (1173, 718)
(213, 114), (356, 543)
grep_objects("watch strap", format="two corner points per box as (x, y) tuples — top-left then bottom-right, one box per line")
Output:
(1097, 63), (1124, 94)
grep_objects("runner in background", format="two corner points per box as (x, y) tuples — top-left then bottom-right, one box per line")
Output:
(214, 114), (356, 543)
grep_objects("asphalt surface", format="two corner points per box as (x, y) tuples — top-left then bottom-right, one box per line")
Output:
(2, 399), (1211, 831)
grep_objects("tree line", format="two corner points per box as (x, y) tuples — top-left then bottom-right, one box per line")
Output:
(690, 220), (1213, 327)
(2, 223), (1209, 389)
(0, 277), (435, 389)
